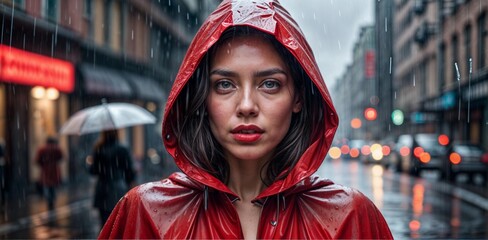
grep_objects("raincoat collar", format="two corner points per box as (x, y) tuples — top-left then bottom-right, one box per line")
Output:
(162, 0), (338, 201)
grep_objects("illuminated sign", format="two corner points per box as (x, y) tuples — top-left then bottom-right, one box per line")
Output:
(0, 44), (74, 92)
(364, 50), (375, 79)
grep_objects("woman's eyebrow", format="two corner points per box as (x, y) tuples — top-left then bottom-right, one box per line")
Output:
(253, 68), (287, 78)
(209, 68), (287, 78)
(209, 69), (238, 77)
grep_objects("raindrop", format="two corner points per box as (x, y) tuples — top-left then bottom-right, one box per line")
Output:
(1, 15), (5, 42)
(394, 91), (397, 99)
(131, 30), (134, 40)
(338, 10), (342, 17)
(51, 34), (55, 57)
(384, 17), (388, 32)
(33, 18), (36, 37)
(10, 3), (14, 46)
(151, 48), (154, 58)
(337, 40), (341, 50)
(389, 57), (392, 74)
(412, 74), (416, 87)
(454, 62), (461, 121)
(467, 58), (472, 123)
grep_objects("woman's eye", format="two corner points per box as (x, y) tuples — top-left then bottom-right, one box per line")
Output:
(261, 80), (280, 90)
(215, 80), (235, 92)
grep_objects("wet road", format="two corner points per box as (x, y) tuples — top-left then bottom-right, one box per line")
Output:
(317, 158), (488, 239)
(1, 159), (487, 239)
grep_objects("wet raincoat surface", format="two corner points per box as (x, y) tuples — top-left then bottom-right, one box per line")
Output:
(99, 0), (393, 239)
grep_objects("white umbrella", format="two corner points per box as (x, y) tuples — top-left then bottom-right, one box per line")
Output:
(60, 102), (157, 135)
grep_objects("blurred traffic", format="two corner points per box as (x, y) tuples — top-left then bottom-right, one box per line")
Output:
(329, 133), (488, 187)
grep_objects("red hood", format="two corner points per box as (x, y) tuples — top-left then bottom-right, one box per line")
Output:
(162, 0), (338, 200)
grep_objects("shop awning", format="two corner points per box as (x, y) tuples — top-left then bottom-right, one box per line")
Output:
(79, 64), (133, 97)
(124, 74), (165, 102)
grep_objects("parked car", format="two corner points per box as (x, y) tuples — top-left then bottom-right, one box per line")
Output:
(362, 140), (387, 166)
(391, 133), (447, 176)
(343, 139), (367, 160)
(441, 142), (488, 183)
(371, 136), (396, 169)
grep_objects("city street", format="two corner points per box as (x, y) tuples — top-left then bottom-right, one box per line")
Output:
(317, 159), (488, 239)
(0, 159), (486, 239)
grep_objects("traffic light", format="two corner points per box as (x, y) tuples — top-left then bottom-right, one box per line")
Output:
(392, 109), (404, 125)
(364, 108), (377, 121)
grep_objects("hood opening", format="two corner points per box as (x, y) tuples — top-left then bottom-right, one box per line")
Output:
(162, 0), (338, 197)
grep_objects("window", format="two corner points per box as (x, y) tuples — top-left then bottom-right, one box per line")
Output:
(13, 0), (24, 9)
(464, 25), (472, 59)
(451, 35), (459, 82)
(84, 0), (92, 18)
(104, 0), (113, 46)
(478, 13), (486, 70)
(43, 0), (58, 22)
(440, 43), (446, 91)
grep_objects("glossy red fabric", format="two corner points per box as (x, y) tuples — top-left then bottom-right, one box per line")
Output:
(99, 0), (393, 238)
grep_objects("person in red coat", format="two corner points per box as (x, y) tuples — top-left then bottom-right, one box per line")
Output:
(35, 137), (63, 210)
(99, 0), (393, 238)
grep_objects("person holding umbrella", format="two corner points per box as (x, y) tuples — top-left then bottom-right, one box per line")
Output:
(99, 0), (392, 238)
(88, 129), (136, 227)
(59, 99), (154, 228)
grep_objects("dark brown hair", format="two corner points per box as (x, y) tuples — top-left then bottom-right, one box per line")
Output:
(170, 26), (324, 185)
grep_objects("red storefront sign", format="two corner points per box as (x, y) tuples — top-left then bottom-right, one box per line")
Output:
(0, 44), (74, 92)
(364, 50), (375, 79)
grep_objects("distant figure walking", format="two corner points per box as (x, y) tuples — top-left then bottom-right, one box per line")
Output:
(89, 130), (135, 227)
(0, 138), (6, 207)
(35, 137), (64, 210)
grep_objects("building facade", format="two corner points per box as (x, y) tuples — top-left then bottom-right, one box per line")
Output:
(0, 0), (219, 200)
(391, 0), (488, 149)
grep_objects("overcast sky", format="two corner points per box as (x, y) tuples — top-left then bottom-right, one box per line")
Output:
(280, 0), (374, 87)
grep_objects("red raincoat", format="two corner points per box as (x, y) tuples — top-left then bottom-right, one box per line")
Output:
(99, 0), (393, 239)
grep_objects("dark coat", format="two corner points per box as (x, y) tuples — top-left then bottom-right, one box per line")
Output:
(99, 0), (393, 238)
(90, 142), (135, 212)
(36, 144), (63, 187)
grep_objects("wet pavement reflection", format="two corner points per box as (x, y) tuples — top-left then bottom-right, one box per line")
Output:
(0, 159), (486, 239)
(317, 158), (488, 239)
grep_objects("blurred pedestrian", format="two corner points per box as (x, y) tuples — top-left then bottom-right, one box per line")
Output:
(89, 129), (135, 227)
(35, 136), (63, 210)
(99, 0), (392, 239)
(0, 138), (5, 207)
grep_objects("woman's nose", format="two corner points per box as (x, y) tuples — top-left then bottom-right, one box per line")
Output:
(237, 89), (258, 117)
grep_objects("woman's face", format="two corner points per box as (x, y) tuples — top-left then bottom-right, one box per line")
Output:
(207, 36), (301, 163)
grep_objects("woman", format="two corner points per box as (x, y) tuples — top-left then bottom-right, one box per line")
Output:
(90, 130), (135, 227)
(99, 0), (392, 238)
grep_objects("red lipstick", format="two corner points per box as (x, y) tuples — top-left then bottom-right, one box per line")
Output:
(231, 125), (264, 143)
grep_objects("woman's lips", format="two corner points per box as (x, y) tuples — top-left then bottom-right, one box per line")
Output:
(231, 125), (264, 143)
